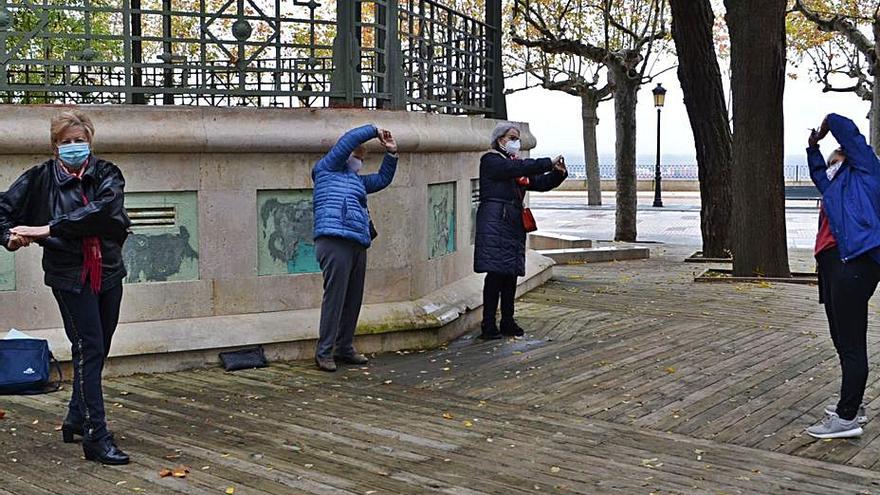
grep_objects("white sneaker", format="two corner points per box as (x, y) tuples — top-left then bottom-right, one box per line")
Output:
(824, 404), (868, 424)
(807, 412), (863, 439)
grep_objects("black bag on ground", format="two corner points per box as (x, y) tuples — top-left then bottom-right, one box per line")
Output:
(219, 346), (268, 371)
(0, 338), (62, 395)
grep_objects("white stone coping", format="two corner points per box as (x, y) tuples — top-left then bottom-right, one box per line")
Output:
(0, 106), (537, 155)
(29, 251), (555, 362)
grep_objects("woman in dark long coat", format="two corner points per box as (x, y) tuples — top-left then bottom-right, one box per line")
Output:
(474, 123), (568, 339)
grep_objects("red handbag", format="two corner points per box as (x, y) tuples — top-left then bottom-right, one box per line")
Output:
(521, 207), (538, 233)
(516, 177), (537, 232)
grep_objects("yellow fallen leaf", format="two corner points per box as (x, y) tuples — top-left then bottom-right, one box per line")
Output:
(550, 466), (561, 473)
(664, 367), (676, 374)
(158, 469), (173, 478)
(463, 420), (473, 428)
(442, 412), (454, 420)
(226, 488), (235, 495)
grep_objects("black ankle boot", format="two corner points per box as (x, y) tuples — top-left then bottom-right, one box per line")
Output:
(61, 422), (83, 443)
(83, 434), (130, 465)
(478, 322), (502, 340)
(500, 320), (525, 338)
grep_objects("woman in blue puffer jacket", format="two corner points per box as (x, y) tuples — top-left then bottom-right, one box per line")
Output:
(474, 122), (567, 340)
(805, 114), (880, 439)
(312, 124), (398, 371)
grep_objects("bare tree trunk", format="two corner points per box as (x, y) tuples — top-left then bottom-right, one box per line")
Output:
(581, 92), (602, 206)
(610, 66), (639, 242)
(725, 0), (790, 277)
(670, 0), (732, 258)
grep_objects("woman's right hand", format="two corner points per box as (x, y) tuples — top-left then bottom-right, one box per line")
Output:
(7, 233), (31, 250)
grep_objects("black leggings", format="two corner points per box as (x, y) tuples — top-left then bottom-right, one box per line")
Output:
(482, 272), (518, 328)
(817, 247), (880, 421)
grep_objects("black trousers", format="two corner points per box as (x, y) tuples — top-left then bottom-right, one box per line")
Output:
(817, 247), (880, 421)
(482, 272), (518, 329)
(53, 283), (123, 440)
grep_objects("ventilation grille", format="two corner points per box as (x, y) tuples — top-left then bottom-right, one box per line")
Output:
(127, 206), (176, 228)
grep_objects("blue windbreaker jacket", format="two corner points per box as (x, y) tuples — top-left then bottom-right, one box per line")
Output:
(808, 113), (880, 262)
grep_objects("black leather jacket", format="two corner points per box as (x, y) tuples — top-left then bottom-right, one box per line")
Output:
(0, 156), (131, 292)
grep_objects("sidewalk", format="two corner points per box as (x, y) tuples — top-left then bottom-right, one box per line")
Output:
(531, 191), (821, 249)
(1, 246), (878, 494)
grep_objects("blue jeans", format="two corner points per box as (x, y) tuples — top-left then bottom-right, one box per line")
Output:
(53, 283), (123, 440)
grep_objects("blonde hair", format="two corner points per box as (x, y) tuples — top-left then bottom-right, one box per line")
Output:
(50, 110), (95, 147)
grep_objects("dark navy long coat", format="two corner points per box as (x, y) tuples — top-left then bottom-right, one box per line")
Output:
(474, 151), (567, 276)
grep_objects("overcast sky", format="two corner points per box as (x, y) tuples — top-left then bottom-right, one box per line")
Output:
(506, 62), (869, 166)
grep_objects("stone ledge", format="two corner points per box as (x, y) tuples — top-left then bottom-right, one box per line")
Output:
(0, 106), (537, 155)
(529, 232), (593, 250)
(33, 251), (555, 376)
(538, 246), (650, 264)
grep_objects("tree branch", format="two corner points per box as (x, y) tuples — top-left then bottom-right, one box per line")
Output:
(793, 0), (874, 58)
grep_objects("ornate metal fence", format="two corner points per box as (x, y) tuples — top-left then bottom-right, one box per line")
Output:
(0, 0), (503, 114)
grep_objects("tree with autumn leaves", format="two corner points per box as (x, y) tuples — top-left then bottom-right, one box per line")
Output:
(789, 0), (880, 151)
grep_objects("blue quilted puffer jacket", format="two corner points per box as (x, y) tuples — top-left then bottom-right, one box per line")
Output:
(312, 124), (398, 247)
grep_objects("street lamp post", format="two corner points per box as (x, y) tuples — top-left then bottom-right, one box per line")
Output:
(652, 83), (666, 208)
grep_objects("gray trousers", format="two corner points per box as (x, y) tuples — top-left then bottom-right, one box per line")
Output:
(315, 236), (367, 359)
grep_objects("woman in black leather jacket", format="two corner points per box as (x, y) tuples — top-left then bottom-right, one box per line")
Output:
(0, 110), (131, 465)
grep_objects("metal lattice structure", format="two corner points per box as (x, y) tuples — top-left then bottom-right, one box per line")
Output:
(0, 0), (505, 115)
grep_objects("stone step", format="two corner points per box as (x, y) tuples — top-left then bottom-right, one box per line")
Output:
(538, 246), (650, 264)
(528, 232), (593, 250)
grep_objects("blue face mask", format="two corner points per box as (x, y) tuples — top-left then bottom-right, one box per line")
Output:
(58, 142), (91, 169)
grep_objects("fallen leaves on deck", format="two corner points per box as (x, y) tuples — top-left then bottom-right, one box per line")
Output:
(158, 465), (190, 478)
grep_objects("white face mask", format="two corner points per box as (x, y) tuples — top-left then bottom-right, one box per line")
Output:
(502, 139), (521, 155)
(347, 155), (363, 173)
(826, 161), (842, 181)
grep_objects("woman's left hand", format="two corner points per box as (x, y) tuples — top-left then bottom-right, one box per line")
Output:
(11, 225), (50, 239)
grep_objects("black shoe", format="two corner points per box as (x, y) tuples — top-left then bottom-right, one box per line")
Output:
(334, 353), (369, 365)
(82, 434), (130, 465)
(500, 320), (525, 338)
(315, 356), (337, 372)
(61, 422), (83, 443)
(478, 323), (503, 340)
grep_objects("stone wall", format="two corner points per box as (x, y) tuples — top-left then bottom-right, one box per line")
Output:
(0, 106), (554, 374)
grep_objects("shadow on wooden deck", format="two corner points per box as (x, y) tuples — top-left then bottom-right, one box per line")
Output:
(2, 247), (880, 494)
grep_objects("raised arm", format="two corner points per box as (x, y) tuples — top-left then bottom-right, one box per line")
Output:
(48, 164), (129, 240)
(826, 113), (879, 173)
(362, 153), (398, 194)
(528, 168), (568, 192)
(807, 141), (831, 194)
(313, 124), (378, 174)
(481, 152), (553, 180)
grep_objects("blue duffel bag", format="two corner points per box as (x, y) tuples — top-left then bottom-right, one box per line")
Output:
(0, 338), (62, 395)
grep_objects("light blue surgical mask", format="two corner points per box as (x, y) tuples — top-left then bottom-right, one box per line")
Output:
(347, 155), (363, 173)
(58, 142), (91, 169)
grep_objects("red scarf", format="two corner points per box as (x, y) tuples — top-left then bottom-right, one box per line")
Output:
(64, 160), (102, 293)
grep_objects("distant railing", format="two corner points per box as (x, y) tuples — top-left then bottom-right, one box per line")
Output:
(0, 0), (503, 114)
(567, 164), (815, 182)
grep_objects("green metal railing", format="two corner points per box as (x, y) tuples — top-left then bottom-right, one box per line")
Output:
(0, 0), (504, 115)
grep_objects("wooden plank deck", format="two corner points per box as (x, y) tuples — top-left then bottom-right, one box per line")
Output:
(3, 247), (880, 494)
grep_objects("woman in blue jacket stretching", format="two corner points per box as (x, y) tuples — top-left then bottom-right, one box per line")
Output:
(312, 125), (398, 372)
(474, 123), (567, 339)
(806, 114), (880, 439)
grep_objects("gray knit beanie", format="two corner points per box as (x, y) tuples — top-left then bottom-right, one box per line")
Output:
(490, 122), (520, 147)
